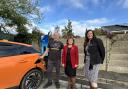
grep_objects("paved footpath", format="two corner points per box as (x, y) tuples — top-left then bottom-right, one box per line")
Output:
(38, 72), (128, 89)
(38, 79), (128, 89)
(38, 80), (102, 89)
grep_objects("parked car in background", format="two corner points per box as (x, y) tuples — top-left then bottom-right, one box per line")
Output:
(0, 40), (46, 89)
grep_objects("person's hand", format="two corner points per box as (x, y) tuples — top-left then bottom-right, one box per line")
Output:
(75, 64), (78, 68)
(39, 55), (44, 60)
(61, 64), (64, 67)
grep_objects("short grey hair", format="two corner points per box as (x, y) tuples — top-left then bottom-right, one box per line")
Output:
(52, 32), (61, 39)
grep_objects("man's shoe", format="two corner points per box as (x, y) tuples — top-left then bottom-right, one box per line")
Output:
(55, 82), (60, 88)
(43, 82), (52, 88)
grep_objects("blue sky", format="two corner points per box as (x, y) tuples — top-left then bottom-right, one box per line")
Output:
(32, 0), (128, 36)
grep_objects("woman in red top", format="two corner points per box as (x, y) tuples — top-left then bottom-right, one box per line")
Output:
(62, 37), (79, 89)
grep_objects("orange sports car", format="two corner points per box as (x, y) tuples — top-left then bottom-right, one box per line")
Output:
(0, 40), (46, 89)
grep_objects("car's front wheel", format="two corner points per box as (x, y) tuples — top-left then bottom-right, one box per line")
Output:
(20, 69), (43, 89)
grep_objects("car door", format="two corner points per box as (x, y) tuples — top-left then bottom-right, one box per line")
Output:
(0, 42), (39, 88)
(0, 42), (21, 88)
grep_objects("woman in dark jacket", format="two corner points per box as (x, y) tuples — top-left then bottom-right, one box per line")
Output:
(84, 30), (105, 89)
(62, 37), (79, 89)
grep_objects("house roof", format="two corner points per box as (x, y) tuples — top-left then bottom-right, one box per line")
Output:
(101, 24), (128, 32)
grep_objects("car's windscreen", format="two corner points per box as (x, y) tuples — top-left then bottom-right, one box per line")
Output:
(0, 42), (38, 57)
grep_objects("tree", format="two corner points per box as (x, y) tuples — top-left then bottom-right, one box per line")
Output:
(14, 32), (32, 44)
(62, 20), (74, 38)
(0, 0), (43, 43)
(93, 28), (105, 36)
(0, 0), (41, 33)
(32, 27), (43, 41)
(32, 27), (43, 50)
(54, 25), (60, 33)
(13, 27), (44, 44)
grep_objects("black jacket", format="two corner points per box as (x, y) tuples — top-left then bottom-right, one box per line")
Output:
(84, 37), (105, 65)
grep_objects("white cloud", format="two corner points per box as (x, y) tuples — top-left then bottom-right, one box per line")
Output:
(57, 0), (85, 9)
(71, 20), (99, 36)
(118, 0), (128, 8)
(38, 6), (51, 13)
(39, 28), (50, 34)
(38, 18), (110, 37)
(57, 0), (107, 9)
(71, 21), (86, 36)
(70, 0), (85, 9)
(86, 18), (109, 25)
(92, 0), (99, 5)
(29, 14), (38, 18)
(71, 18), (110, 36)
(6, 27), (17, 34)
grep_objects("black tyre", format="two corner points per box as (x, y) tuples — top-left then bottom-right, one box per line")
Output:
(20, 69), (43, 89)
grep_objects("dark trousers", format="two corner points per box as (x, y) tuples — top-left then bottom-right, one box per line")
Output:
(47, 59), (61, 83)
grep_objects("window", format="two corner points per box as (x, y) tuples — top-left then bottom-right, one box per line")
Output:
(0, 42), (20, 57)
(18, 46), (39, 54)
(0, 42), (39, 57)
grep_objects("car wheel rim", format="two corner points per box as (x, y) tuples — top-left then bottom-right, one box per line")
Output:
(24, 71), (42, 89)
